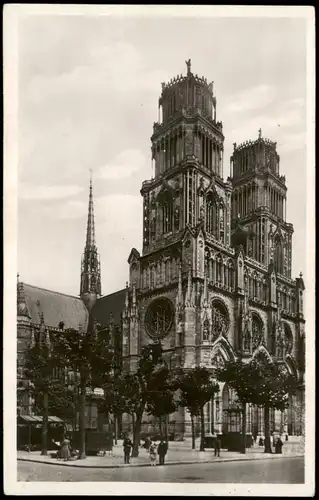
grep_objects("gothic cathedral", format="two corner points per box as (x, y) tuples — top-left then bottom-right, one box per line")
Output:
(121, 61), (305, 438)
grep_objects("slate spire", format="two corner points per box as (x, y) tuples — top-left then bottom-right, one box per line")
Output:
(80, 172), (102, 310)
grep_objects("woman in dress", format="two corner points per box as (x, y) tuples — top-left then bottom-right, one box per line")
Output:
(149, 440), (157, 466)
(60, 435), (71, 461)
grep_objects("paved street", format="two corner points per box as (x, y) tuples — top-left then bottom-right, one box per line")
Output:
(18, 456), (304, 483)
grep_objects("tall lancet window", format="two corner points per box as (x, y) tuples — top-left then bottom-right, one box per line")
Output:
(161, 192), (173, 234)
(205, 193), (218, 238)
(219, 203), (225, 243)
(274, 234), (284, 275)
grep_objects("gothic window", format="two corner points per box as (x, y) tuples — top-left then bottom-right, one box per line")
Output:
(243, 327), (251, 352)
(274, 234), (284, 274)
(252, 273), (258, 298)
(291, 291), (296, 313)
(161, 193), (173, 234)
(219, 204), (225, 243)
(216, 253), (222, 283)
(145, 298), (174, 339)
(184, 170), (196, 226)
(205, 193), (218, 237)
(211, 300), (229, 340)
(283, 323), (293, 355)
(282, 287), (287, 310)
(227, 260), (235, 289)
(252, 314), (263, 350)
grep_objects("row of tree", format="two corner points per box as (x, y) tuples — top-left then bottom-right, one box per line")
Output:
(18, 327), (303, 458)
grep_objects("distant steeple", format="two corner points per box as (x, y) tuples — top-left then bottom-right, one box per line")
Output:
(80, 172), (102, 311)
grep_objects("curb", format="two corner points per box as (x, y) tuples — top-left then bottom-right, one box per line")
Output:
(17, 454), (303, 470)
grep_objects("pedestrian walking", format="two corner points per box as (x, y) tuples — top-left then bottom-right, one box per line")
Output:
(214, 436), (221, 457)
(60, 435), (71, 461)
(123, 435), (132, 464)
(275, 436), (283, 454)
(157, 439), (168, 465)
(149, 440), (157, 466)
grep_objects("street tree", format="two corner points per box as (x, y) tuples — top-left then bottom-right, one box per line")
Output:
(97, 374), (128, 444)
(23, 338), (56, 455)
(114, 342), (167, 457)
(216, 360), (263, 454)
(54, 327), (113, 459)
(176, 367), (219, 451)
(217, 358), (302, 453)
(145, 363), (177, 443)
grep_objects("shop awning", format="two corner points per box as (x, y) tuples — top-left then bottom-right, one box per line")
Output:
(18, 415), (64, 423)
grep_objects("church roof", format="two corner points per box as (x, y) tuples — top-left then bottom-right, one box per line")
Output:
(23, 283), (89, 331)
(92, 288), (126, 327)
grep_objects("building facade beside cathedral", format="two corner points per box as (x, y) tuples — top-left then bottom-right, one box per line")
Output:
(17, 61), (305, 439)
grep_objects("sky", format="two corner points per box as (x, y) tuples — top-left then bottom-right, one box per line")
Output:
(17, 11), (308, 297)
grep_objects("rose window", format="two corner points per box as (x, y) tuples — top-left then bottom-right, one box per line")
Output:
(145, 298), (174, 339)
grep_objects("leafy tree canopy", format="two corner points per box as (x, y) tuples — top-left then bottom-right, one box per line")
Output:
(176, 366), (219, 416)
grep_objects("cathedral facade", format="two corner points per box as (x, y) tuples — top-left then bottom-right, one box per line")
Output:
(17, 60), (305, 440)
(121, 61), (305, 438)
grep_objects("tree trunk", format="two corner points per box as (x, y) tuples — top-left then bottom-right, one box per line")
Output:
(211, 395), (215, 435)
(264, 406), (272, 453)
(200, 406), (205, 451)
(159, 416), (163, 437)
(114, 415), (118, 445)
(241, 403), (247, 454)
(191, 414), (196, 450)
(132, 412), (142, 458)
(131, 413), (135, 442)
(78, 383), (86, 459)
(41, 389), (48, 456)
(164, 414), (169, 449)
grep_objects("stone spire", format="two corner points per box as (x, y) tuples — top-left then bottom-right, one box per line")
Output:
(17, 273), (30, 319)
(80, 172), (102, 311)
(86, 170), (96, 248)
(125, 282), (129, 309)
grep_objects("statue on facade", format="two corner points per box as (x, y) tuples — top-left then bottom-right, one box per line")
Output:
(185, 59), (191, 74)
(203, 319), (210, 341)
(276, 333), (284, 359)
(174, 206), (180, 229)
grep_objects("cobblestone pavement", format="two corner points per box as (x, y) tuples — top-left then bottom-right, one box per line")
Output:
(17, 456), (305, 483)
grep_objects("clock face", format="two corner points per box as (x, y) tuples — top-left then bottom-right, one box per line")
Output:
(145, 298), (174, 339)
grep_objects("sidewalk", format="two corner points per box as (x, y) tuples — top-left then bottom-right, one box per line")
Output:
(17, 439), (304, 469)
